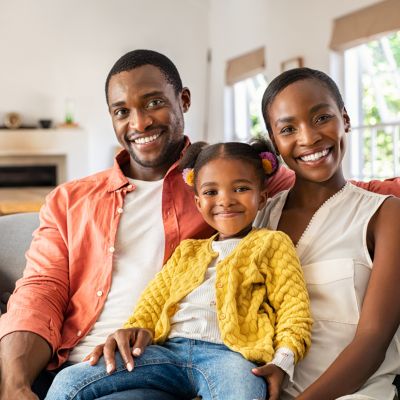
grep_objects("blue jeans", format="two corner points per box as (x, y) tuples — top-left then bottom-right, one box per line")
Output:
(45, 338), (267, 400)
(32, 363), (174, 400)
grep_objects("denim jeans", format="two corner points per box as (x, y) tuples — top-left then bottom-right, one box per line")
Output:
(45, 338), (267, 400)
(32, 364), (174, 400)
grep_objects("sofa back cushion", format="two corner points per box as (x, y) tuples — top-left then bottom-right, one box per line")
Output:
(0, 212), (39, 314)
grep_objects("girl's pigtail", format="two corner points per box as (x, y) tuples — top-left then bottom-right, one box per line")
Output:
(179, 141), (208, 186)
(249, 137), (280, 178)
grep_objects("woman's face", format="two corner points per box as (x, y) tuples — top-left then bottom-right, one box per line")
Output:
(267, 79), (350, 184)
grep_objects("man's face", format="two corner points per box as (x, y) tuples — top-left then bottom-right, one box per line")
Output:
(108, 65), (190, 175)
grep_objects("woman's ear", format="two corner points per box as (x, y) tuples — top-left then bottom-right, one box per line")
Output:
(343, 107), (351, 133)
(268, 132), (280, 156)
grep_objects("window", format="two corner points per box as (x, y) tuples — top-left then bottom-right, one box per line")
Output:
(344, 31), (400, 180)
(225, 73), (268, 141)
(224, 47), (267, 141)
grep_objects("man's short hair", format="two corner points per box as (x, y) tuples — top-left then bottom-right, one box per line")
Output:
(105, 49), (183, 103)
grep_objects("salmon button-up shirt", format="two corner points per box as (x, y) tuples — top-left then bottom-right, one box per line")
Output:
(0, 138), (218, 368)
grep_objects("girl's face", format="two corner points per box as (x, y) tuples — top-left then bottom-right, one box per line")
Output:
(194, 158), (267, 241)
(267, 79), (350, 184)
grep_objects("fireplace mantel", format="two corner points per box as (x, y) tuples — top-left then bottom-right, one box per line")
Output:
(0, 128), (89, 182)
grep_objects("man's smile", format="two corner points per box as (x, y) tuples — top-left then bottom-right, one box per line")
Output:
(131, 131), (162, 145)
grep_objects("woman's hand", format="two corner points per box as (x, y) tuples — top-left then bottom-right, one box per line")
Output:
(82, 327), (153, 374)
(252, 363), (285, 400)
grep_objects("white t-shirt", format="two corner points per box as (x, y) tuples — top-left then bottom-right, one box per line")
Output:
(69, 178), (164, 363)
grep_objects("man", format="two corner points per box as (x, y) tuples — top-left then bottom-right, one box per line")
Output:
(0, 50), (398, 400)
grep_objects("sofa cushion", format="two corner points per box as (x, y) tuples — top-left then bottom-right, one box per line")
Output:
(0, 212), (39, 314)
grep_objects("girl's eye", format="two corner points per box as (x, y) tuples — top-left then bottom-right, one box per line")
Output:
(203, 190), (217, 196)
(147, 99), (165, 109)
(235, 186), (250, 193)
(114, 108), (129, 118)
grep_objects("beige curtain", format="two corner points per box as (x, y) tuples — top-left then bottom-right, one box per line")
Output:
(225, 47), (265, 86)
(330, 0), (400, 51)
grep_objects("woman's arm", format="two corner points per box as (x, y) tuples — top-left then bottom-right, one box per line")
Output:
(297, 197), (400, 400)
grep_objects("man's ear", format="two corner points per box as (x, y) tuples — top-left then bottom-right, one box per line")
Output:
(343, 107), (351, 133)
(181, 87), (191, 113)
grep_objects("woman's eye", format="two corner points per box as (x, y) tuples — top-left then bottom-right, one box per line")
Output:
(203, 190), (217, 196)
(280, 126), (295, 135)
(147, 99), (165, 109)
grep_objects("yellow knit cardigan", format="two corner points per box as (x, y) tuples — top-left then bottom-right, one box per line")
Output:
(124, 228), (312, 364)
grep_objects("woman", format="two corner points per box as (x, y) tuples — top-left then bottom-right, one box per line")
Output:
(252, 67), (400, 399)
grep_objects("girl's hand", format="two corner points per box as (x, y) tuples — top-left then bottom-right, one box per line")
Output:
(82, 327), (153, 374)
(252, 363), (285, 400)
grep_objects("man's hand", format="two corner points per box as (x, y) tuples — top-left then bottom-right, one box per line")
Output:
(82, 328), (153, 374)
(252, 363), (285, 400)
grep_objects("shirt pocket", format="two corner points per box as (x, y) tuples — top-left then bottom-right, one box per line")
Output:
(302, 258), (360, 324)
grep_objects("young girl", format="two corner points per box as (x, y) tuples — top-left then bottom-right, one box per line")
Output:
(46, 140), (312, 400)
(252, 68), (400, 399)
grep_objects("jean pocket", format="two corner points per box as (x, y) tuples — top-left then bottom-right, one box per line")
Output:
(302, 258), (360, 324)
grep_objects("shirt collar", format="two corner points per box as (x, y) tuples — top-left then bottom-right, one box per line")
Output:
(106, 136), (191, 193)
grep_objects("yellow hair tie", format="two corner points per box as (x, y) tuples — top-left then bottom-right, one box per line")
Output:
(182, 168), (195, 186)
(261, 158), (273, 174)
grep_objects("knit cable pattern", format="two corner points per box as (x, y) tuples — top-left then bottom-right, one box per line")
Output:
(124, 228), (312, 364)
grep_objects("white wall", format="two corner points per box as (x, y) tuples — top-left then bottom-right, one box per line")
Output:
(207, 0), (383, 142)
(0, 0), (210, 175)
(1, 0), (386, 174)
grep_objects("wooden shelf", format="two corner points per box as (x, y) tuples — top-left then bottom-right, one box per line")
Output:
(0, 187), (52, 215)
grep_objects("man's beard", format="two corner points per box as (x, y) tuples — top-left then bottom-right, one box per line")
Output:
(128, 136), (184, 168)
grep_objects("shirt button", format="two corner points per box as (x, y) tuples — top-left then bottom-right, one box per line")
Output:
(96, 290), (103, 297)
(117, 208), (123, 214)
(127, 184), (133, 190)
(77, 330), (82, 337)
(216, 282), (223, 288)
(170, 244), (174, 249)
(210, 301), (216, 306)
(109, 246), (115, 253)
(219, 313), (226, 320)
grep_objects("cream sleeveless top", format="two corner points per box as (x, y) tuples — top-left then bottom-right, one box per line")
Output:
(254, 182), (399, 400)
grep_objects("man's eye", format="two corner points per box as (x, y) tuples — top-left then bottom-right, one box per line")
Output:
(114, 109), (128, 118)
(147, 99), (165, 109)
(315, 114), (333, 124)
